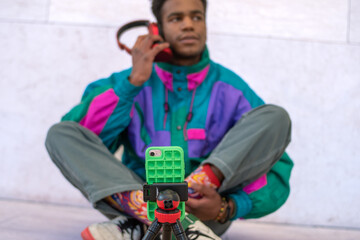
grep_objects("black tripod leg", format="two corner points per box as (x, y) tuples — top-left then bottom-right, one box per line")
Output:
(162, 223), (172, 240)
(171, 219), (189, 240)
(142, 218), (162, 240)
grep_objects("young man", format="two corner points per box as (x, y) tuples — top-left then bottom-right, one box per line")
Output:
(45, 0), (293, 239)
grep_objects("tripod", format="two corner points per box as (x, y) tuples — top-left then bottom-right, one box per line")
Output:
(142, 189), (189, 240)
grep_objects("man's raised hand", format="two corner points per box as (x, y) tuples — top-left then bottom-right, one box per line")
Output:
(129, 34), (170, 86)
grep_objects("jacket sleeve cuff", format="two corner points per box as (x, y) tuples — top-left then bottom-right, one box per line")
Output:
(114, 74), (143, 102)
(228, 190), (252, 220)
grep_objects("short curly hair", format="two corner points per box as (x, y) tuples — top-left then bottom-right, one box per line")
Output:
(151, 0), (207, 25)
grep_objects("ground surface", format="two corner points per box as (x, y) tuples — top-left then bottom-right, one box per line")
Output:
(1, 199), (359, 240)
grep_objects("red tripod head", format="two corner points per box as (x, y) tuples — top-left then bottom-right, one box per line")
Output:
(155, 189), (181, 223)
(156, 189), (180, 211)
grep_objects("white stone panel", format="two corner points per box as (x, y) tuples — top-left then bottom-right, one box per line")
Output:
(49, 0), (154, 26)
(350, 0), (360, 43)
(207, 33), (360, 228)
(0, 0), (48, 21)
(49, 0), (349, 43)
(0, 22), (132, 206)
(207, 0), (348, 42)
(1, 0), (359, 229)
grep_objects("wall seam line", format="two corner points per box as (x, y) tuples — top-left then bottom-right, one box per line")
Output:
(0, 20), (359, 47)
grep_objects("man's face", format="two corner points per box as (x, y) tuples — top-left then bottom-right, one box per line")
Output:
(161, 0), (207, 60)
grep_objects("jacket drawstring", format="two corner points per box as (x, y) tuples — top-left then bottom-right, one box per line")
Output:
(163, 87), (197, 141)
(163, 88), (169, 129)
(183, 88), (196, 141)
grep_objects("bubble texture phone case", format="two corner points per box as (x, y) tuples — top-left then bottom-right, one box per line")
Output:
(145, 146), (185, 221)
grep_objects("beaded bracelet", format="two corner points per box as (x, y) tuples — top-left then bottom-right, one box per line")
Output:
(216, 197), (227, 221)
(216, 197), (231, 224)
(219, 204), (231, 224)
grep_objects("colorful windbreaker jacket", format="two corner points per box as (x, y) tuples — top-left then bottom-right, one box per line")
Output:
(62, 48), (293, 219)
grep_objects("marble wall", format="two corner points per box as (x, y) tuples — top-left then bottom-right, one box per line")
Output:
(0, 0), (359, 229)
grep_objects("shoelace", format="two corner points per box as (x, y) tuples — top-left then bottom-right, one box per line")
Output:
(186, 225), (216, 240)
(116, 218), (146, 238)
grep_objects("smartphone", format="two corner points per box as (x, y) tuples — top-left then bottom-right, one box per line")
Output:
(117, 20), (173, 62)
(144, 146), (187, 221)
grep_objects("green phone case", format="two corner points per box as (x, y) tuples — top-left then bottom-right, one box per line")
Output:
(145, 146), (185, 221)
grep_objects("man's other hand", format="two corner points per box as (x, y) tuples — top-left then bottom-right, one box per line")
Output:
(185, 183), (222, 221)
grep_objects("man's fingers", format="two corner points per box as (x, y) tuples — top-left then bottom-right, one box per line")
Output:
(131, 34), (169, 62)
(186, 197), (198, 208)
(140, 34), (162, 50)
(191, 183), (217, 197)
(132, 34), (148, 48)
(185, 205), (194, 214)
(148, 34), (164, 43)
(148, 42), (170, 58)
(133, 34), (164, 50)
(185, 199), (199, 216)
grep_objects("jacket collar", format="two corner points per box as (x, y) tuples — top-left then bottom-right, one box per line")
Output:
(155, 46), (210, 91)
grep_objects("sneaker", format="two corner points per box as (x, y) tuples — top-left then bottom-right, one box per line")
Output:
(81, 214), (221, 240)
(182, 214), (221, 240)
(81, 215), (146, 240)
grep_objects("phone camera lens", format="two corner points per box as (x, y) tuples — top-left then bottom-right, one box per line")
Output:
(150, 151), (155, 156)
